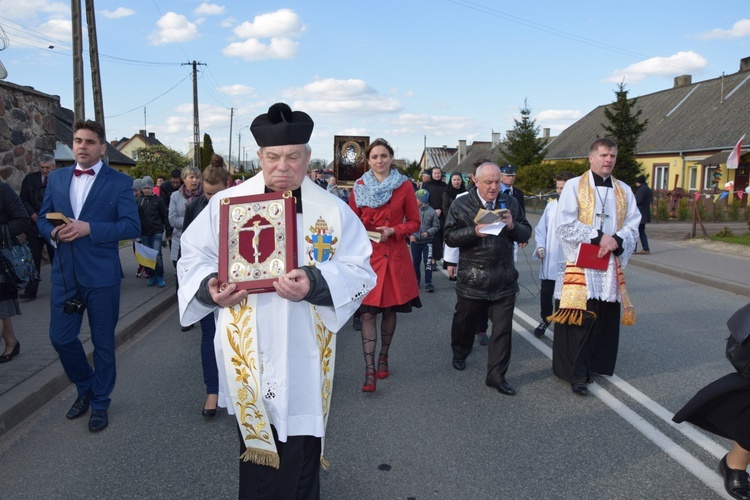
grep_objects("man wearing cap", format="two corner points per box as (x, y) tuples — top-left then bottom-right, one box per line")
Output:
(499, 164), (526, 212)
(314, 168), (327, 189)
(634, 174), (652, 255)
(37, 119), (141, 432)
(177, 103), (376, 498)
(136, 175), (168, 287)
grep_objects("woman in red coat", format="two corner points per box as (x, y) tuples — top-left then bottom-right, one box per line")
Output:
(349, 138), (421, 392)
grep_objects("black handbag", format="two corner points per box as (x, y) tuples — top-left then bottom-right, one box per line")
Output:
(726, 303), (750, 378)
(0, 224), (38, 290)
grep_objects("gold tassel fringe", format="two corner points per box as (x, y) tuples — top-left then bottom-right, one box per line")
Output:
(240, 449), (280, 469)
(548, 309), (596, 326)
(320, 455), (330, 470)
(621, 307), (636, 326)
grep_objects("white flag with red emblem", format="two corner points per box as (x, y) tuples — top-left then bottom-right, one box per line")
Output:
(726, 134), (745, 170)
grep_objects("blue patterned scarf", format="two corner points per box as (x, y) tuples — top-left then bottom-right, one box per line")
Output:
(352, 169), (409, 209)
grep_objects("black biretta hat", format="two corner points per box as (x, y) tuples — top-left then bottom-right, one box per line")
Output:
(250, 103), (314, 147)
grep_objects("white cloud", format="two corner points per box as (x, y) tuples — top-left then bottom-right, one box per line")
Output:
(0, 0), (67, 20)
(700, 19), (750, 40)
(392, 113), (481, 136)
(281, 78), (403, 114)
(605, 51), (708, 83)
(194, 3), (225, 16)
(218, 84), (255, 96)
(100, 7), (135, 19)
(536, 110), (582, 122)
(220, 17), (236, 28)
(149, 12), (199, 46)
(222, 37), (298, 61)
(233, 9), (306, 38)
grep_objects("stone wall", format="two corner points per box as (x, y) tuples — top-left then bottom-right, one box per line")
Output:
(0, 81), (59, 191)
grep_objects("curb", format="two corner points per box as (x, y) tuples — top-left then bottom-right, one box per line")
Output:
(629, 258), (750, 298)
(0, 289), (177, 437)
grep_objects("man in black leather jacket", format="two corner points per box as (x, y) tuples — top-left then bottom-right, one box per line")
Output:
(444, 162), (531, 396)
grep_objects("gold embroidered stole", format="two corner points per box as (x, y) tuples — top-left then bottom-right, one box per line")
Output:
(550, 171), (635, 325)
(217, 176), (341, 468)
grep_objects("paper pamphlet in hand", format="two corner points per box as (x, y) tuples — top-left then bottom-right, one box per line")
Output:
(575, 242), (609, 270)
(367, 230), (384, 243)
(474, 208), (509, 236)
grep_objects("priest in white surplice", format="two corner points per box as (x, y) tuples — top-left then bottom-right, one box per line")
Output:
(551, 138), (640, 397)
(177, 103), (375, 499)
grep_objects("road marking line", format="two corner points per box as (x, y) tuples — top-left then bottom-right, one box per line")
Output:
(512, 311), (731, 499)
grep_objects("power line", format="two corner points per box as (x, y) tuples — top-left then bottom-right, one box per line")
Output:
(106, 71), (192, 118)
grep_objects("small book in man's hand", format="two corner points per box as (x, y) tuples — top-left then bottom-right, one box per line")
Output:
(45, 212), (72, 226)
(473, 208), (508, 225)
(575, 242), (609, 270)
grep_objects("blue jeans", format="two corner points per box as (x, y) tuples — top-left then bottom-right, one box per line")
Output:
(410, 241), (432, 286)
(140, 233), (164, 277)
(638, 224), (649, 252)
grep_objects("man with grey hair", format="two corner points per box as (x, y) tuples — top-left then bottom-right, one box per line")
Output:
(444, 162), (531, 396)
(178, 103), (375, 498)
(19, 153), (57, 300)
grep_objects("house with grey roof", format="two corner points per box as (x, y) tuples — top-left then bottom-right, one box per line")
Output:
(544, 56), (750, 193)
(419, 145), (457, 171)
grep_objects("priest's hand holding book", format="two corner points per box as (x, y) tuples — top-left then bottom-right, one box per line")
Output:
(597, 233), (619, 258)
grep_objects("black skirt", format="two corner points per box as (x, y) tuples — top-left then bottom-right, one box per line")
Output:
(673, 372), (750, 450)
(358, 296), (422, 315)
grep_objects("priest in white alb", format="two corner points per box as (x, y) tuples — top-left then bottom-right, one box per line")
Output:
(551, 138), (640, 397)
(177, 103), (376, 499)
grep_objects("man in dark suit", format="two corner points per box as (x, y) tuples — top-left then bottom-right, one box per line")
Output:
(499, 164), (526, 211)
(19, 154), (56, 300)
(37, 120), (141, 433)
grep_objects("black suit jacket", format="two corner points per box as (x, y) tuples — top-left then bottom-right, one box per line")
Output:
(20, 171), (47, 217)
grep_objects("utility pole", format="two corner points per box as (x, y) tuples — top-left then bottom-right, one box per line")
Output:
(228, 107), (234, 171)
(84, 0), (104, 129)
(182, 61), (206, 167)
(71, 0), (84, 122)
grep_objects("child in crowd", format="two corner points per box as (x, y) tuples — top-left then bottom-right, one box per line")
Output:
(137, 176), (169, 287)
(410, 189), (440, 293)
(533, 171), (575, 337)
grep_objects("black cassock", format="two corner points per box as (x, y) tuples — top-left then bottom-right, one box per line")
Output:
(552, 299), (621, 384)
(673, 372), (750, 451)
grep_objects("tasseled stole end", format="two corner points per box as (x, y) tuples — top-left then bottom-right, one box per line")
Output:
(320, 456), (330, 470)
(617, 259), (636, 326)
(240, 449), (280, 469)
(548, 264), (596, 326)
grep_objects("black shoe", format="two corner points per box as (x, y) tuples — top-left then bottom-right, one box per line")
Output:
(487, 380), (516, 396)
(353, 317), (362, 331)
(88, 409), (109, 432)
(533, 321), (550, 338)
(66, 392), (92, 419)
(720, 455), (750, 500)
(19, 293), (36, 301)
(202, 407), (217, 417)
(571, 383), (589, 396)
(0, 341), (20, 363)
(181, 324), (194, 332)
(452, 358), (466, 371)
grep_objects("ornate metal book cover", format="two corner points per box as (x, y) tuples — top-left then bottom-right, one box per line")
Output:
(218, 191), (297, 293)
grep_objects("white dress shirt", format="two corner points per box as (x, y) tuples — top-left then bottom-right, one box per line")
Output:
(70, 161), (102, 219)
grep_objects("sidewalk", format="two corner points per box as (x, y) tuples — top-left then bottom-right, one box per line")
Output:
(1, 222), (749, 438)
(0, 245), (176, 436)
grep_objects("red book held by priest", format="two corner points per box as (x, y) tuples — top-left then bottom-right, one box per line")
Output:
(574, 242), (609, 270)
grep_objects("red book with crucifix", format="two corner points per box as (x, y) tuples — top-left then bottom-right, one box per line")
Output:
(218, 191), (298, 293)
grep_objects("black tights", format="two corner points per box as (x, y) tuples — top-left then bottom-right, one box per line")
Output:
(361, 311), (396, 377)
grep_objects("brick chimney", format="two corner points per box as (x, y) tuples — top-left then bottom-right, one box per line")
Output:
(492, 132), (502, 148)
(458, 140), (466, 163)
(543, 128), (550, 139)
(674, 75), (692, 88)
(149, 132), (155, 139)
(138, 129), (146, 136)
(741, 56), (750, 72)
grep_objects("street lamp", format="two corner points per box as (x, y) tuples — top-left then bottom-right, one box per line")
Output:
(237, 125), (249, 173)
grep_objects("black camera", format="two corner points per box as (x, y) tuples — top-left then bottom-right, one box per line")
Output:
(64, 297), (86, 314)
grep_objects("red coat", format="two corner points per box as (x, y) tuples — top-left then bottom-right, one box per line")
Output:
(349, 181), (420, 308)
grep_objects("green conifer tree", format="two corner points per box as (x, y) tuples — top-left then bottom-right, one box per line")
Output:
(600, 83), (648, 187)
(499, 99), (547, 168)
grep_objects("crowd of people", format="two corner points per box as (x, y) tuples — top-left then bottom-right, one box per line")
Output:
(2, 107), (747, 500)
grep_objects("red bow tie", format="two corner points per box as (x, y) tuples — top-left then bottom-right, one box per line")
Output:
(74, 169), (95, 177)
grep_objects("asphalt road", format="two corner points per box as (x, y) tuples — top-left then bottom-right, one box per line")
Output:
(0, 249), (744, 499)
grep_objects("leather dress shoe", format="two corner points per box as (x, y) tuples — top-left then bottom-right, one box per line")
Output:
(571, 383), (589, 396)
(452, 358), (466, 371)
(66, 392), (92, 419)
(720, 454), (750, 500)
(88, 409), (109, 432)
(487, 380), (516, 396)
